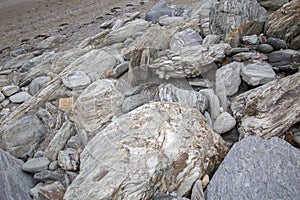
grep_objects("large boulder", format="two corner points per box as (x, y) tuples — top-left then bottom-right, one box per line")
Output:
(257, 0), (289, 11)
(145, 0), (173, 23)
(206, 136), (300, 199)
(0, 149), (36, 200)
(231, 73), (300, 139)
(210, 0), (268, 37)
(265, 0), (300, 50)
(64, 102), (228, 199)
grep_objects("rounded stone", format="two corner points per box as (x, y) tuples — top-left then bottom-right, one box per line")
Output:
(258, 44), (274, 53)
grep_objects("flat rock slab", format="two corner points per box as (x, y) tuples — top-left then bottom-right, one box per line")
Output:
(231, 73), (300, 139)
(22, 157), (50, 173)
(206, 136), (300, 200)
(64, 102), (227, 199)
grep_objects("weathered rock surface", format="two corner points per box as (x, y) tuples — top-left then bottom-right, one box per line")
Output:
(2, 85), (19, 96)
(231, 73), (300, 139)
(30, 181), (65, 200)
(58, 148), (80, 171)
(266, 37), (287, 51)
(37, 35), (67, 49)
(199, 89), (221, 122)
(145, 0), (173, 23)
(202, 34), (220, 46)
(159, 83), (208, 113)
(265, 0), (300, 49)
(9, 91), (32, 103)
(258, 0), (289, 10)
(122, 93), (148, 113)
(33, 170), (62, 182)
(22, 157), (50, 173)
(267, 49), (300, 68)
(64, 102), (227, 199)
(73, 79), (124, 140)
(29, 76), (52, 95)
(206, 136), (300, 200)
(170, 29), (203, 50)
(213, 112), (236, 134)
(62, 71), (91, 90)
(1, 115), (46, 158)
(0, 149), (36, 200)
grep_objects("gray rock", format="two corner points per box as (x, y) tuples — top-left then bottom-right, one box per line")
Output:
(30, 181), (65, 200)
(36, 108), (55, 128)
(258, 0), (289, 10)
(216, 62), (242, 97)
(0, 115), (46, 158)
(267, 49), (300, 67)
(49, 161), (59, 171)
(58, 148), (80, 171)
(232, 52), (268, 62)
(0, 149), (35, 200)
(33, 170), (62, 182)
(229, 47), (250, 55)
(210, 0), (268, 36)
(111, 19), (124, 31)
(37, 35), (67, 49)
(122, 93), (148, 113)
(231, 73), (300, 139)
(123, 37), (134, 47)
(65, 134), (84, 150)
(213, 112), (236, 134)
(206, 136), (300, 200)
(200, 89), (220, 121)
(10, 48), (27, 57)
(258, 43), (274, 53)
(2, 85), (19, 96)
(204, 111), (213, 127)
(202, 35), (221, 46)
(191, 180), (204, 200)
(22, 157), (50, 173)
(29, 76), (51, 95)
(45, 120), (76, 161)
(9, 91), (32, 103)
(159, 83), (208, 113)
(266, 37), (287, 50)
(158, 16), (184, 26)
(0, 92), (5, 102)
(241, 35), (259, 45)
(241, 61), (276, 86)
(145, 0), (173, 23)
(112, 61), (129, 78)
(62, 71), (91, 90)
(170, 29), (203, 50)
(64, 102), (227, 199)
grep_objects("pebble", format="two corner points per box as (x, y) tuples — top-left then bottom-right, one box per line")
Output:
(213, 112), (236, 134)
(2, 85), (19, 96)
(266, 37), (287, 50)
(9, 91), (32, 103)
(258, 44), (274, 53)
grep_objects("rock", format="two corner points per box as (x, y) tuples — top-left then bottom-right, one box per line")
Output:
(59, 97), (74, 112)
(112, 61), (129, 78)
(45, 120), (76, 161)
(49, 161), (59, 171)
(150, 43), (231, 79)
(158, 16), (184, 26)
(159, 83), (208, 113)
(202, 35), (220, 46)
(10, 48), (27, 57)
(258, 44), (274, 53)
(241, 61), (276, 86)
(229, 48), (250, 55)
(29, 76), (51, 95)
(232, 52), (268, 62)
(199, 89), (221, 122)
(65, 134), (84, 150)
(30, 181), (65, 200)
(267, 49), (300, 68)
(188, 78), (214, 89)
(170, 29), (203, 50)
(216, 62), (242, 97)
(145, 0), (173, 23)
(257, 0), (289, 11)
(64, 102), (227, 199)
(0, 149), (35, 200)
(231, 73), (300, 139)
(36, 108), (55, 128)
(122, 93), (148, 113)
(265, 0), (300, 50)
(58, 148), (80, 171)
(202, 174), (210, 189)
(62, 71), (91, 90)
(33, 170), (62, 182)
(241, 35), (259, 45)
(0, 92), (5, 102)
(266, 37), (287, 50)
(0, 115), (46, 158)
(9, 91), (32, 103)
(22, 157), (50, 173)
(210, 0), (268, 36)
(191, 180), (204, 200)
(73, 79), (124, 140)
(111, 19), (124, 31)
(205, 136), (300, 199)
(37, 35), (67, 49)
(213, 112), (236, 134)
(2, 85), (19, 96)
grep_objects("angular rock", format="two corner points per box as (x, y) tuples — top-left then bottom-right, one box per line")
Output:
(33, 170), (62, 182)
(202, 35), (220, 46)
(45, 120), (76, 161)
(258, 0), (289, 11)
(231, 73), (300, 139)
(0, 149), (35, 200)
(213, 112), (236, 134)
(30, 181), (65, 200)
(170, 29), (203, 50)
(58, 148), (80, 171)
(199, 89), (221, 122)
(73, 79), (124, 140)
(232, 52), (268, 62)
(159, 83), (208, 113)
(241, 35), (259, 45)
(59, 97), (74, 113)
(9, 91), (32, 103)
(267, 49), (300, 68)
(64, 102), (228, 199)
(145, 0), (173, 23)
(122, 93), (148, 113)
(62, 71), (91, 90)
(258, 44), (274, 53)
(22, 157), (50, 173)
(206, 136), (300, 199)
(210, 0), (268, 36)
(112, 61), (129, 78)
(37, 35), (67, 49)
(29, 76), (52, 95)
(265, 0), (300, 49)
(2, 85), (19, 96)
(1, 115), (46, 158)
(241, 61), (276, 86)
(49, 161), (59, 171)
(36, 108), (55, 128)
(0, 92), (5, 102)
(266, 37), (287, 50)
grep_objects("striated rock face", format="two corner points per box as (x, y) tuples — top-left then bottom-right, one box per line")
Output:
(265, 0), (300, 50)
(231, 73), (300, 139)
(206, 136), (300, 200)
(64, 102), (228, 200)
(210, 0), (268, 37)
(0, 149), (36, 200)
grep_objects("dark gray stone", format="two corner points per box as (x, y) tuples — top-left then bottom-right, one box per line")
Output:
(10, 49), (27, 57)
(268, 49), (300, 67)
(30, 181), (65, 200)
(0, 149), (35, 200)
(145, 0), (173, 23)
(22, 157), (50, 173)
(33, 170), (62, 182)
(112, 61), (129, 78)
(122, 93), (148, 113)
(206, 136), (300, 200)
(258, 44), (274, 53)
(266, 37), (287, 50)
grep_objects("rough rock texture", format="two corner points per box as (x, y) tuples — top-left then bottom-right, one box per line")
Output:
(73, 79), (124, 140)
(265, 0), (300, 50)
(267, 49), (300, 68)
(199, 89), (221, 122)
(145, 0), (173, 23)
(58, 148), (80, 171)
(205, 136), (300, 200)
(231, 73), (300, 139)
(210, 0), (268, 36)
(30, 181), (65, 200)
(62, 71), (91, 90)
(258, 0), (289, 10)
(0, 149), (36, 200)
(29, 76), (52, 95)
(170, 29), (203, 50)
(1, 115), (46, 158)
(159, 83), (208, 113)
(22, 157), (50, 173)
(64, 102), (228, 199)
(213, 112), (236, 134)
